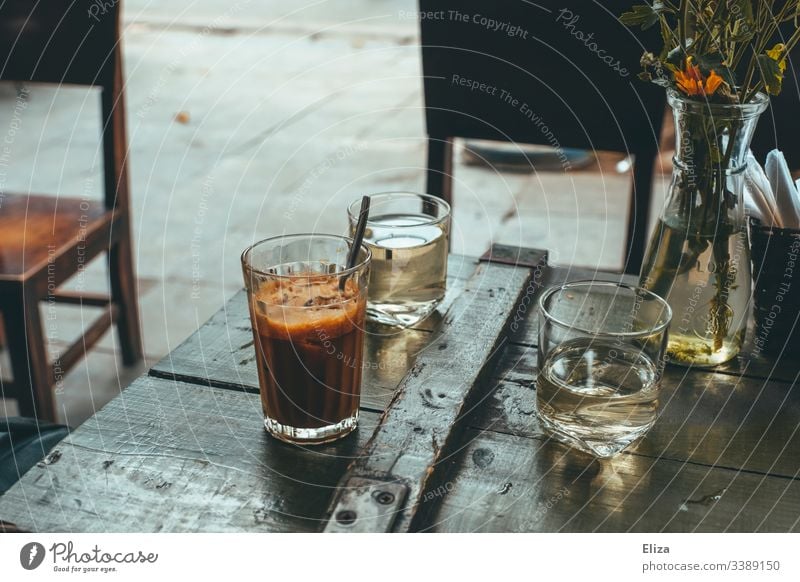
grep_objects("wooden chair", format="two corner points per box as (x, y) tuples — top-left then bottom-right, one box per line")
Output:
(420, 0), (667, 273)
(0, 1), (142, 421)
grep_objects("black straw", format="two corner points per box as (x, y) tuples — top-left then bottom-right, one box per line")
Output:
(340, 195), (370, 291)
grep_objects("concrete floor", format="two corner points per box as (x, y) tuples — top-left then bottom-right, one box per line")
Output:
(0, 0), (667, 427)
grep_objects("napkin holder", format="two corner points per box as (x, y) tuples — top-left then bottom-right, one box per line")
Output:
(749, 217), (800, 355)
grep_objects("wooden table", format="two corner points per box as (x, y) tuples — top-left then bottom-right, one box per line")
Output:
(2, 249), (799, 532)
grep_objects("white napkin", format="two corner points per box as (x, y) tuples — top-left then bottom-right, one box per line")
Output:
(743, 149), (800, 228)
(765, 150), (800, 229)
(745, 152), (783, 227)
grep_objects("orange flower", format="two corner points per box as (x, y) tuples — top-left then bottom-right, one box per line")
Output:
(673, 57), (724, 97)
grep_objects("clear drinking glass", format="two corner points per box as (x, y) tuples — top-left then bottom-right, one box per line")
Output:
(536, 281), (672, 458)
(347, 192), (450, 327)
(241, 234), (370, 445)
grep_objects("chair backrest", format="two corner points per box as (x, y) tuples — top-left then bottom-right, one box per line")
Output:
(420, 0), (666, 158)
(0, 0), (120, 88)
(0, 1), (127, 212)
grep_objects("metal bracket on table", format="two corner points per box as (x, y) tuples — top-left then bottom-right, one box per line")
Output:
(324, 478), (409, 533)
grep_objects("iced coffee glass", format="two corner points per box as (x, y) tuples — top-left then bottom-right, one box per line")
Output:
(241, 234), (371, 445)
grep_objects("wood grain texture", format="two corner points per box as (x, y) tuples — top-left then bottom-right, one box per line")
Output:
(0, 375), (379, 532)
(716, 343), (800, 385)
(474, 344), (800, 479)
(0, 194), (110, 283)
(424, 427), (800, 532)
(149, 254), (478, 412)
(324, 251), (546, 532)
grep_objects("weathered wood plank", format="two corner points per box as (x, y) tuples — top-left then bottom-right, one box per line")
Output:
(424, 428), (800, 532)
(413, 253), (478, 332)
(474, 344), (800, 479)
(716, 342), (800, 385)
(0, 375), (379, 532)
(323, 248), (547, 532)
(149, 254), (479, 411)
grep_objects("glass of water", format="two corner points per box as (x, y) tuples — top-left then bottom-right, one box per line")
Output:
(347, 192), (450, 327)
(536, 281), (672, 458)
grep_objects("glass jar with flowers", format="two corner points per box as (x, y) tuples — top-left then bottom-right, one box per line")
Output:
(622, 1), (800, 366)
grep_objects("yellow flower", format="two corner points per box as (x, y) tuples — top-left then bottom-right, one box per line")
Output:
(767, 43), (786, 74)
(673, 57), (725, 97)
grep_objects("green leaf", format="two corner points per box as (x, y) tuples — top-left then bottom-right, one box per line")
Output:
(757, 54), (784, 95)
(638, 52), (672, 87)
(728, 30), (754, 43)
(658, 19), (677, 58)
(727, 0), (755, 42)
(729, 0), (754, 27)
(620, 5), (660, 30)
(695, 52), (724, 70)
(696, 53), (736, 88)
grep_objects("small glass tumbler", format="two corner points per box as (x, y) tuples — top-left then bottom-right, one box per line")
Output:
(241, 234), (370, 445)
(347, 192), (450, 327)
(536, 281), (672, 458)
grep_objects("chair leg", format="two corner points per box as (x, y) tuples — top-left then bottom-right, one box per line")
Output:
(624, 152), (657, 275)
(102, 43), (142, 366)
(425, 136), (454, 207)
(109, 235), (143, 366)
(4, 288), (55, 421)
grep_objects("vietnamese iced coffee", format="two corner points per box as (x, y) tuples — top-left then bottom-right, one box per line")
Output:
(241, 234), (370, 444)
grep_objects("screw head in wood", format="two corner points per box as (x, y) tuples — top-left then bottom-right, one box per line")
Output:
(373, 490), (395, 505)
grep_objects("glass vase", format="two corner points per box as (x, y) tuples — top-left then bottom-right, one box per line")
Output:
(639, 89), (768, 367)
